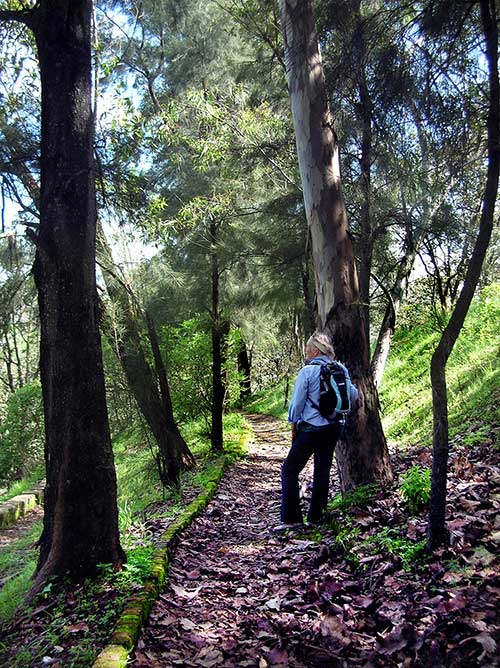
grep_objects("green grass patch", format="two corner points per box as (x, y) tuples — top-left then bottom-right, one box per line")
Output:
(365, 528), (429, 572)
(379, 283), (500, 447)
(0, 519), (42, 621)
(0, 466), (45, 503)
(329, 484), (378, 513)
(243, 378), (290, 420)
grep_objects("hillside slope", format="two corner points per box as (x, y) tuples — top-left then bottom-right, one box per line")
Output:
(246, 283), (500, 452)
(379, 283), (500, 449)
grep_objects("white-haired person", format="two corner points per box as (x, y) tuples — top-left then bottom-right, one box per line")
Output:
(277, 331), (358, 531)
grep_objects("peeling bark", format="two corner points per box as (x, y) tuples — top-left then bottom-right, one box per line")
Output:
(279, 0), (392, 489)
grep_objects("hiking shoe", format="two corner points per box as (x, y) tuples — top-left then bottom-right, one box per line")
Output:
(272, 522), (304, 534)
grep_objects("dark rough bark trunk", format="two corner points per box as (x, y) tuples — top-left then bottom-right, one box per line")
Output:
(27, 0), (124, 585)
(209, 217), (224, 451)
(146, 310), (195, 468)
(279, 0), (392, 490)
(237, 342), (252, 399)
(145, 311), (175, 420)
(427, 0), (499, 550)
(97, 231), (195, 483)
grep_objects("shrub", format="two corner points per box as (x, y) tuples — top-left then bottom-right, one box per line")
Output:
(400, 465), (431, 515)
(329, 483), (378, 512)
(161, 316), (243, 426)
(366, 527), (428, 571)
(0, 381), (44, 484)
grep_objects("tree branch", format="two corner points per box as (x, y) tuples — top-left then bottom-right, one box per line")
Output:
(0, 8), (34, 27)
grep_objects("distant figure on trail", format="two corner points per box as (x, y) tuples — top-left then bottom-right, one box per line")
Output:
(276, 331), (358, 532)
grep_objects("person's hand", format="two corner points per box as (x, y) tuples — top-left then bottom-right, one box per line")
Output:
(291, 423), (298, 442)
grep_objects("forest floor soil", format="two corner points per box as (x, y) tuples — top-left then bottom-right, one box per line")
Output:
(0, 505), (43, 551)
(132, 414), (500, 668)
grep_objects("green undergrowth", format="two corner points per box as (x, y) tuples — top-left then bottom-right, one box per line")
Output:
(321, 484), (428, 573)
(365, 528), (429, 572)
(0, 466), (45, 503)
(114, 412), (249, 543)
(0, 413), (250, 667)
(400, 465), (431, 515)
(329, 483), (378, 513)
(245, 285), (499, 453)
(244, 378), (289, 420)
(379, 283), (500, 447)
(0, 520), (42, 621)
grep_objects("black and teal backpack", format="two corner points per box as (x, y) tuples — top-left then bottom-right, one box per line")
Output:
(310, 360), (353, 420)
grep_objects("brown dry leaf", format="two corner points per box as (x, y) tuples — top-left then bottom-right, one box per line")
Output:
(64, 622), (89, 634)
(267, 646), (289, 665)
(196, 647), (224, 667)
(263, 595), (281, 611)
(319, 614), (352, 646)
(180, 618), (197, 631)
(377, 627), (407, 655)
(353, 595), (374, 609)
(171, 583), (203, 599)
(474, 632), (497, 659)
(460, 632), (497, 661)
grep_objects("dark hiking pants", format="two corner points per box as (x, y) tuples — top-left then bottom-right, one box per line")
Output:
(280, 424), (340, 524)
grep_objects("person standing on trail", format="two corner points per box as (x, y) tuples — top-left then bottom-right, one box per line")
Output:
(277, 331), (358, 531)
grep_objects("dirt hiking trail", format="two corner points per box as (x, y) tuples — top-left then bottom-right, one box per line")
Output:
(133, 413), (325, 667)
(132, 414), (499, 668)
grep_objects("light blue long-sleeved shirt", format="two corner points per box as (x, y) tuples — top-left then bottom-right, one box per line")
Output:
(288, 355), (358, 427)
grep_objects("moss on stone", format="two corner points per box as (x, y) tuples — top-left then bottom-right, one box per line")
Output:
(92, 644), (129, 668)
(94, 453), (233, 667)
(0, 487), (44, 528)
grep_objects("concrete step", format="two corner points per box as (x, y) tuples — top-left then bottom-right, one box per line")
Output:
(0, 483), (45, 529)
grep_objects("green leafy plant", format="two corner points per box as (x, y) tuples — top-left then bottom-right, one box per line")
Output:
(367, 528), (428, 571)
(161, 317), (242, 426)
(323, 515), (361, 563)
(0, 381), (44, 484)
(400, 465), (431, 515)
(462, 425), (490, 447)
(329, 483), (378, 512)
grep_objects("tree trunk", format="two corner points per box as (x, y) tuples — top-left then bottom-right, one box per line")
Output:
(279, 0), (392, 489)
(371, 224), (418, 389)
(97, 230), (195, 483)
(301, 230), (318, 336)
(209, 217), (224, 451)
(2, 331), (16, 393)
(371, 285), (398, 389)
(427, 0), (499, 550)
(237, 342), (252, 399)
(28, 0), (124, 586)
(371, 96), (451, 387)
(354, 0), (374, 346)
(146, 310), (196, 469)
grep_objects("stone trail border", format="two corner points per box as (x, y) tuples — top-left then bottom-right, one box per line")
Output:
(92, 423), (259, 668)
(0, 483), (45, 529)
